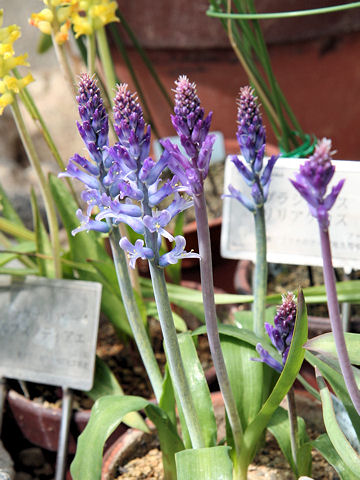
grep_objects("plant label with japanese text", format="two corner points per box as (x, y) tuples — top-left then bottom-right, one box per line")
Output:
(221, 157), (360, 271)
(0, 276), (102, 390)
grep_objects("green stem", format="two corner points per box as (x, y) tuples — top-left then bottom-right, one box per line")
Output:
(96, 27), (117, 99)
(109, 227), (163, 402)
(253, 206), (267, 336)
(52, 38), (77, 98)
(194, 193), (243, 458)
(207, 2), (360, 19)
(87, 33), (96, 75)
(148, 261), (205, 449)
(11, 98), (62, 278)
(287, 387), (298, 470)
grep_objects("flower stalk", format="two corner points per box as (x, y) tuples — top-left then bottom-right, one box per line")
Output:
(291, 138), (360, 414)
(11, 98), (62, 278)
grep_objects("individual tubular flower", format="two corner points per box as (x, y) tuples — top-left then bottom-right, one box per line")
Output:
(290, 138), (345, 231)
(0, 12), (34, 115)
(253, 292), (297, 372)
(71, 0), (119, 38)
(161, 75), (216, 196)
(224, 86), (278, 210)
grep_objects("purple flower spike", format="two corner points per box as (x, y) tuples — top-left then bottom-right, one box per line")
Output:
(291, 138), (345, 231)
(226, 86), (278, 210)
(76, 74), (109, 157)
(252, 292), (297, 372)
(163, 75), (215, 195)
(236, 86), (266, 167)
(119, 237), (154, 269)
(159, 235), (200, 267)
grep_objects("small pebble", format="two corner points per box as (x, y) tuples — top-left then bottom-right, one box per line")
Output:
(18, 449), (44, 469)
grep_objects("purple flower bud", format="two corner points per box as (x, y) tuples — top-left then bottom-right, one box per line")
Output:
(252, 292), (297, 373)
(252, 344), (283, 374)
(159, 235), (200, 267)
(143, 210), (174, 241)
(223, 184), (256, 213)
(236, 86), (265, 166)
(291, 138), (345, 231)
(231, 156), (254, 186)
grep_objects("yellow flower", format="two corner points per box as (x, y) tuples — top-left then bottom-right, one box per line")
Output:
(0, 73), (34, 114)
(72, 0), (119, 38)
(0, 53), (29, 78)
(29, 1), (78, 44)
(54, 19), (71, 45)
(29, 9), (53, 35)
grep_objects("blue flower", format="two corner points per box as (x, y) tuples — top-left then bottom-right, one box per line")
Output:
(119, 237), (154, 269)
(71, 209), (110, 236)
(159, 235), (200, 267)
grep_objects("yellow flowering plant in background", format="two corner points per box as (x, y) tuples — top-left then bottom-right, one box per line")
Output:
(0, 10), (34, 115)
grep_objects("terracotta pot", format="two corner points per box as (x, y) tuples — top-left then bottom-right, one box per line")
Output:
(7, 390), (127, 454)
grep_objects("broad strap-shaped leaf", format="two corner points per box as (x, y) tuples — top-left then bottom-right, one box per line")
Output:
(0, 217), (35, 241)
(305, 332), (360, 365)
(159, 364), (177, 427)
(241, 289), (308, 466)
(268, 406), (312, 477)
(146, 403), (185, 480)
(267, 281), (360, 306)
(312, 434), (359, 480)
(30, 189), (55, 278)
(175, 446), (233, 480)
(86, 356), (147, 431)
(316, 369), (360, 476)
(71, 395), (184, 480)
(305, 351), (360, 438)
(177, 332), (217, 447)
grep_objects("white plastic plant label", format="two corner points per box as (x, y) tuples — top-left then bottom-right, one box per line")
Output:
(221, 156), (360, 271)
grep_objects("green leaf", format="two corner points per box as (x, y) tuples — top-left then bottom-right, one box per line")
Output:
(177, 332), (217, 447)
(0, 217), (35, 241)
(159, 364), (177, 427)
(146, 403), (185, 480)
(30, 189), (55, 278)
(71, 395), (184, 480)
(305, 333), (360, 365)
(268, 406), (312, 476)
(305, 351), (360, 437)
(70, 395), (150, 480)
(175, 446), (233, 480)
(147, 301), (187, 332)
(242, 289), (308, 466)
(267, 280), (360, 305)
(87, 357), (147, 431)
(221, 331), (272, 434)
(316, 369), (360, 476)
(0, 241), (36, 267)
(0, 181), (26, 229)
(312, 434), (359, 480)
(37, 33), (52, 53)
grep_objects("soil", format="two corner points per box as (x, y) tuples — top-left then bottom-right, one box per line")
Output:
(113, 395), (337, 480)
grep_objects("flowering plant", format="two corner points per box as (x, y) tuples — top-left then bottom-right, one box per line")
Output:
(1, 4), (360, 480)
